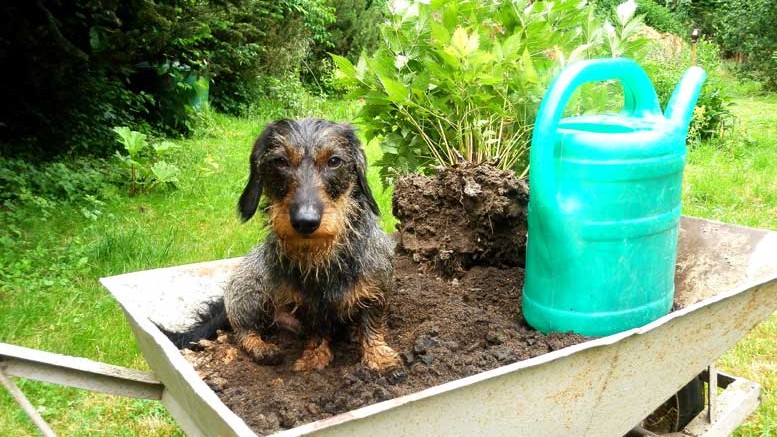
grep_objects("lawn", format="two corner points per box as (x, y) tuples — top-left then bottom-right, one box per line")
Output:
(1, 91), (775, 435)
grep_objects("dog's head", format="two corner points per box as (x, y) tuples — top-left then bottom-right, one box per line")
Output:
(238, 118), (379, 247)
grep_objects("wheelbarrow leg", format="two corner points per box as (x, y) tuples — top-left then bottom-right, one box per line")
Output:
(0, 369), (57, 437)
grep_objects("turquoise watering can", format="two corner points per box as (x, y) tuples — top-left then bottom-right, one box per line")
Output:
(522, 58), (706, 337)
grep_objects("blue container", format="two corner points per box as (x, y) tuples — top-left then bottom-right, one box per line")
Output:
(522, 58), (706, 336)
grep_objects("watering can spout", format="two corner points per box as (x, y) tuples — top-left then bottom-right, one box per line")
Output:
(663, 66), (707, 134)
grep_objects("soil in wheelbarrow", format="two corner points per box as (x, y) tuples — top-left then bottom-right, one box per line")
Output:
(392, 162), (529, 275)
(185, 255), (588, 436)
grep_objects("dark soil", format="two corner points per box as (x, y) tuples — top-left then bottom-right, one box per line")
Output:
(186, 254), (588, 436)
(392, 163), (529, 276)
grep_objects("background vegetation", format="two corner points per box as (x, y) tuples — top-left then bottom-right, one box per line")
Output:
(1, 0), (776, 435)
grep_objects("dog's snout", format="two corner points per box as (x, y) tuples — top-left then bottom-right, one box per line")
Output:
(291, 204), (322, 235)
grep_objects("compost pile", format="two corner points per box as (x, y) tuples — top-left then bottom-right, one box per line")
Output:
(187, 254), (587, 435)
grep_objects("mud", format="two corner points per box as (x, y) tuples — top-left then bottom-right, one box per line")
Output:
(186, 254), (587, 435)
(392, 163), (529, 276)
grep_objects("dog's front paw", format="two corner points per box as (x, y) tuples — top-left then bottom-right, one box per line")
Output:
(362, 344), (401, 372)
(238, 332), (284, 365)
(292, 338), (333, 372)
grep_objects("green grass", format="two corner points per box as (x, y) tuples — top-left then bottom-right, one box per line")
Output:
(683, 93), (777, 437)
(1, 92), (775, 436)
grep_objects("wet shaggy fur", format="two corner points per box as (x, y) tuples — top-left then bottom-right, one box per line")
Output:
(163, 118), (400, 372)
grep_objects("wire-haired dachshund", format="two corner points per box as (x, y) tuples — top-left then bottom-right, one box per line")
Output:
(165, 118), (401, 372)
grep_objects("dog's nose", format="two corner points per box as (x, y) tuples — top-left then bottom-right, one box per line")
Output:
(291, 205), (321, 235)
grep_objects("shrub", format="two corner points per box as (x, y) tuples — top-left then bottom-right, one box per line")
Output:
(334, 0), (648, 181)
(0, 157), (114, 222)
(112, 127), (181, 196)
(670, 0), (777, 90)
(592, 0), (686, 37)
(0, 1), (335, 157)
(302, 0), (387, 95)
(710, 0), (777, 90)
(644, 39), (734, 142)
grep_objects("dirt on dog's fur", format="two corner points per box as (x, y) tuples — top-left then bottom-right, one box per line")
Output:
(186, 254), (587, 435)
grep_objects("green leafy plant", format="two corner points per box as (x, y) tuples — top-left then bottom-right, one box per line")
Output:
(0, 157), (115, 221)
(592, 0), (686, 37)
(644, 38), (734, 143)
(333, 0), (648, 181)
(113, 127), (181, 195)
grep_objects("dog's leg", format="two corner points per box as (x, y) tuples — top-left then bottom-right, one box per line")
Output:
(359, 310), (401, 371)
(292, 336), (334, 372)
(224, 251), (284, 364)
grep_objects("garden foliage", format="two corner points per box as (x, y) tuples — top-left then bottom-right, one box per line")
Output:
(0, 0), (334, 157)
(112, 127), (181, 196)
(334, 0), (648, 181)
(665, 0), (777, 91)
(592, 0), (686, 37)
(644, 39), (733, 142)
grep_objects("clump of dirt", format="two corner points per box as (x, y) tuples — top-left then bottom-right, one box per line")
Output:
(187, 254), (587, 436)
(392, 163), (529, 276)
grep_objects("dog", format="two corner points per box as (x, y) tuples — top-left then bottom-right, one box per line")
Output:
(165, 118), (401, 372)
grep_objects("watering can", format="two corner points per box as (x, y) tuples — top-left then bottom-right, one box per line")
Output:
(522, 58), (706, 337)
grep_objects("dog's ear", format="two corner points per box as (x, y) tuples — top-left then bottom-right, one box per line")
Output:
(341, 124), (380, 216)
(238, 122), (276, 222)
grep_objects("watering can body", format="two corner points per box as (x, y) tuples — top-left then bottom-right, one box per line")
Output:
(522, 58), (706, 337)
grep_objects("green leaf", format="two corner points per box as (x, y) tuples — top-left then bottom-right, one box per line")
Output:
(330, 53), (357, 80)
(152, 141), (178, 155)
(521, 47), (538, 84)
(150, 161), (180, 185)
(379, 76), (409, 103)
(430, 21), (451, 45)
(112, 127), (147, 157)
(451, 27), (479, 57)
(502, 33), (523, 57)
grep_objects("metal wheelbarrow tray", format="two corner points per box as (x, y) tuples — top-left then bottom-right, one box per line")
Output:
(5, 216), (776, 436)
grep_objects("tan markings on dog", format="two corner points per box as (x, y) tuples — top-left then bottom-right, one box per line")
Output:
(292, 337), (333, 372)
(270, 186), (355, 269)
(336, 277), (386, 321)
(238, 332), (282, 364)
(285, 144), (303, 167)
(271, 131), (303, 166)
(313, 147), (335, 168)
(312, 135), (348, 167)
(361, 331), (401, 371)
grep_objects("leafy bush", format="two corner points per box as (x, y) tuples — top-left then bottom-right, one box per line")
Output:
(644, 39), (734, 142)
(670, 0), (777, 90)
(709, 0), (777, 90)
(334, 0), (648, 181)
(0, 0), (334, 157)
(0, 157), (114, 222)
(303, 0), (388, 94)
(112, 127), (181, 196)
(592, 0), (686, 37)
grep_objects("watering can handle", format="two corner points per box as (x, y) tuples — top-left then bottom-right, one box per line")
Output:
(529, 58), (662, 210)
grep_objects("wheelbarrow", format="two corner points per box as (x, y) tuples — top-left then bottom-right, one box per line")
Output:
(1, 216), (775, 436)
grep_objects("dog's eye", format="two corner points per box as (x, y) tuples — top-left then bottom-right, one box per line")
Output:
(327, 156), (344, 169)
(272, 157), (290, 168)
